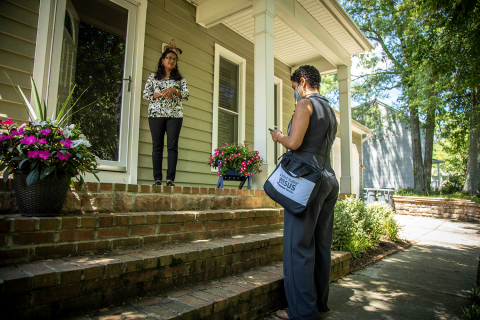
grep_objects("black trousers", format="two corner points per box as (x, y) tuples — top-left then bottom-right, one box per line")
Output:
(148, 117), (183, 182)
(283, 170), (339, 320)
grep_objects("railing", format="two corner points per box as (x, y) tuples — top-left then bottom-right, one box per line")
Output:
(363, 188), (395, 206)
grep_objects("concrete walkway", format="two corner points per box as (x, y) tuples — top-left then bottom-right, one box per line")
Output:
(270, 215), (480, 319)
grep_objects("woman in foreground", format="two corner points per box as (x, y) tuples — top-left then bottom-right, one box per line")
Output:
(270, 65), (339, 320)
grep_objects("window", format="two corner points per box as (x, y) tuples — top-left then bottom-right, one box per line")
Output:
(47, 0), (137, 171)
(212, 44), (246, 161)
(218, 57), (239, 147)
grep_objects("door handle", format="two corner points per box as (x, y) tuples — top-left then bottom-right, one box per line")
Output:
(117, 76), (132, 92)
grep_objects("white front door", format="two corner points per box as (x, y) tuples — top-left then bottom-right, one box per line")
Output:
(48, 0), (137, 171)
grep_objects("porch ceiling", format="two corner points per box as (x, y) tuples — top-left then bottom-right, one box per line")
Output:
(216, 0), (371, 68)
(223, 8), (322, 66)
(296, 0), (368, 55)
(223, 8), (321, 66)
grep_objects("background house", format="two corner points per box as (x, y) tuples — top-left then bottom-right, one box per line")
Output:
(0, 0), (372, 193)
(354, 100), (425, 190)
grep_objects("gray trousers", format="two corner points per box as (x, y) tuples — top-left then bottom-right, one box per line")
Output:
(284, 170), (339, 320)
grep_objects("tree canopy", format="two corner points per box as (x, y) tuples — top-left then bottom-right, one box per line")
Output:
(340, 0), (480, 195)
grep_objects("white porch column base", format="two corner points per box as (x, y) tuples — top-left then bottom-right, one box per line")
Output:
(340, 176), (354, 195)
(252, 0), (275, 190)
(253, 163), (277, 190)
(338, 65), (353, 194)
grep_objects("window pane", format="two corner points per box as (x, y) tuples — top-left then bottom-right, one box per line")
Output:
(218, 110), (238, 148)
(219, 57), (238, 112)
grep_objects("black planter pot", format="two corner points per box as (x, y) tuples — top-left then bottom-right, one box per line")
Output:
(13, 171), (71, 217)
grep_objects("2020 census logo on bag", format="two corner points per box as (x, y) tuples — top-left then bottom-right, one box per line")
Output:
(277, 173), (299, 194)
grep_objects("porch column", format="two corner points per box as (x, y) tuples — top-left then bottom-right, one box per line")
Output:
(253, 0), (275, 189)
(338, 65), (354, 194)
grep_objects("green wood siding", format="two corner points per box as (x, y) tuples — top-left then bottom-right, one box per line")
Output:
(0, 0), (39, 123)
(138, 0), (295, 187)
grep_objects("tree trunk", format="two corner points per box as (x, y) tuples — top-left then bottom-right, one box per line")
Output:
(424, 106), (435, 191)
(463, 87), (480, 196)
(410, 104), (426, 191)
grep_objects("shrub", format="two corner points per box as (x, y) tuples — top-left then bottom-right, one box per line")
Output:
(332, 197), (399, 257)
(440, 175), (464, 194)
(366, 202), (399, 242)
(463, 285), (480, 320)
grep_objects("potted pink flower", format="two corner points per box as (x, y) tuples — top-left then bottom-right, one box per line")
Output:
(0, 76), (99, 216)
(207, 141), (263, 189)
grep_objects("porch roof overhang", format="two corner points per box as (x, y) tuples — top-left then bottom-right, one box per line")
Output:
(332, 109), (372, 136)
(188, 0), (373, 72)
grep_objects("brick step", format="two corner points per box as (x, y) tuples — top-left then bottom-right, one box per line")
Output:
(67, 251), (351, 320)
(0, 230), (288, 319)
(0, 180), (278, 215)
(0, 208), (284, 265)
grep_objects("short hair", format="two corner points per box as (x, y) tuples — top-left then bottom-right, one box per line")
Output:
(290, 65), (321, 89)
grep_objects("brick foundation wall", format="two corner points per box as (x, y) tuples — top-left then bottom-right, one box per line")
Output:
(393, 196), (480, 222)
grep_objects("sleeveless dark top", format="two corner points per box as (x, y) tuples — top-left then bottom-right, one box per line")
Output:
(287, 93), (337, 173)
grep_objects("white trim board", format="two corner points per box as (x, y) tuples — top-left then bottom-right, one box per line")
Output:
(211, 43), (247, 172)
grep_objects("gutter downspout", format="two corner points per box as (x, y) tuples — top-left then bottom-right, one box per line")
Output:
(362, 132), (372, 143)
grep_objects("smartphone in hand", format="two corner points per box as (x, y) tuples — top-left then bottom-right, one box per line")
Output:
(268, 128), (274, 132)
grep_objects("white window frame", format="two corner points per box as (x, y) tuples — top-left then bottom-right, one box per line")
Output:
(273, 76), (283, 162)
(32, 0), (148, 183)
(211, 43), (246, 171)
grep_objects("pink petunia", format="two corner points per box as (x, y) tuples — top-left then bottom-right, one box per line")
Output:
(57, 152), (72, 161)
(217, 171), (221, 175)
(36, 138), (47, 144)
(11, 128), (24, 136)
(28, 150), (39, 158)
(60, 138), (72, 148)
(237, 153), (241, 156)
(0, 134), (13, 141)
(39, 128), (51, 135)
(221, 152), (225, 155)
(20, 135), (36, 145)
(2, 118), (13, 125)
(38, 150), (51, 159)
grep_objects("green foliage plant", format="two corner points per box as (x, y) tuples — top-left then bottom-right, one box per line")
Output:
(0, 75), (99, 186)
(207, 141), (264, 177)
(462, 285), (480, 320)
(332, 197), (399, 258)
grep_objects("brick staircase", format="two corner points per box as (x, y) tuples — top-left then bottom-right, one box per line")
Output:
(0, 183), (351, 320)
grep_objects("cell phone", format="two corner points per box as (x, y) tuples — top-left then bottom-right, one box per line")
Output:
(268, 128), (274, 132)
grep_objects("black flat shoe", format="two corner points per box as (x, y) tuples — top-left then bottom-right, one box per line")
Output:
(166, 181), (175, 187)
(153, 181), (162, 186)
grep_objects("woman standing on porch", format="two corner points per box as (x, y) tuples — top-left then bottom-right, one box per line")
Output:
(142, 41), (189, 187)
(270, 65), (339, 320)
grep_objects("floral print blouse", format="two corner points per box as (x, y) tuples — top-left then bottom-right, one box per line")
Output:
(142, 73), (189, 118)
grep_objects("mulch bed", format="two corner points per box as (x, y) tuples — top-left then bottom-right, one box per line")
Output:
(348, 236), (412, 272)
